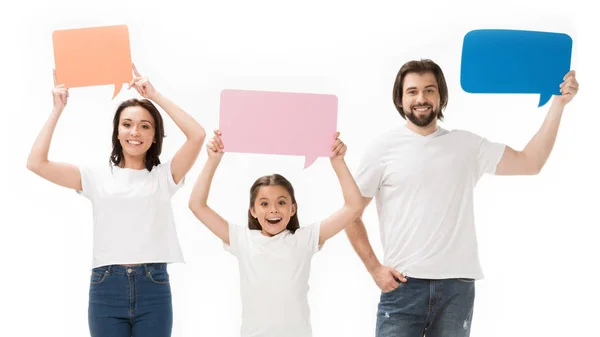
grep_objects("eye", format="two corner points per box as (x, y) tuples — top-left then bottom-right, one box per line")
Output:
(407, 90), (416, 95)
(260, 201), (268, 207)
(122, 123), (131, 127)
(278, 200), (286, 205)
(142, 124), (150, 129)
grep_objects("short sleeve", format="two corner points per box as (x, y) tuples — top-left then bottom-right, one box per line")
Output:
(76, 166), (96, 200)
(354, 140), (385, 198)
(223, 222), (246, 257)
(157, 161), (185, 196)
(476, 135), (506, 177)
(293, 223), (321, 255)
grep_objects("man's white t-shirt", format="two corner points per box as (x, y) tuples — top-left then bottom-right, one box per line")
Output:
(78, 161), (185, 268)
(225, 222), (321, 337)
(355, 125), (506, 280)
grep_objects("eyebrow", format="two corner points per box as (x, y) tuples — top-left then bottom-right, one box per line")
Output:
(259, 196), (289, 200)
(122, 118), (153, 125)
(405, 84), (438, 91)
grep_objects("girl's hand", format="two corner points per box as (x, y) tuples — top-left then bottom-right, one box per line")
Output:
(206, 129), (225, 162)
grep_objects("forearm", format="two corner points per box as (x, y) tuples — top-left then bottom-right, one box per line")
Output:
(27, 109), (62, 169)
(521, 100), (565, 171)
(189, 158), (220, 208)
(152, 92), (205, 141)
(331, 159), (363, 210)
(345, 217), (382, 274)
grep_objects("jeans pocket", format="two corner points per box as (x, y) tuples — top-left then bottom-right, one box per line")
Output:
(147, 266), (170, 285)
(90, 267), (109, 284)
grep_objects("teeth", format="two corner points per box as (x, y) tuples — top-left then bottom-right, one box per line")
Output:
(267, 218), (282, 221)
(128, 140), (141, 145)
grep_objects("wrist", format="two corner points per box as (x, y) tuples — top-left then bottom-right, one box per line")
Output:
(148, 91), (163, 103)
(51, 107), (64, 115)
(367, 261), (382, 275)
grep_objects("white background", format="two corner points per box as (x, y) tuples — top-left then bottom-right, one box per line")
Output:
(1, 0), (599, 336)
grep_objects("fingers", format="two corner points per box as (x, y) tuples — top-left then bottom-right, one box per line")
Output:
(206, 140), (220, 153)
(563, 70), (576, 81)
(128, 76), (143, 89)
(52, 85), (69, 105)
(391, 269), (407, 283)
(382, 277), (400, 293)
(561, 70), (579, 93)
(212, 129), (224, 150)
(333, 143), (346, 155)
(132, 63), (141, 77)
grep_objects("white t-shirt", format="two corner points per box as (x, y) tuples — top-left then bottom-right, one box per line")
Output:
(355, 125), (506, 280)
(225, 222), (321, 337)
(78, 161), (185, 268)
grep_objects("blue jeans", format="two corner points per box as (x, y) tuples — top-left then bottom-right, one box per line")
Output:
(88, 263), (173, 337)
(376, 277), (475, 337)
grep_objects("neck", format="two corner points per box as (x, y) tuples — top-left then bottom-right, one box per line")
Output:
(119, 155), (146, 170)
(406, 119), (438, 136)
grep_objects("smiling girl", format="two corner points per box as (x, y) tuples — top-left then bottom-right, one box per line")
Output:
(188, 129), (363, 337)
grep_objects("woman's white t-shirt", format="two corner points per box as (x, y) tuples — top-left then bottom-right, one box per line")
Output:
(78, 161), (185, 268)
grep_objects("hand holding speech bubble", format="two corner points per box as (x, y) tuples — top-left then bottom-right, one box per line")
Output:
(52, 25), (133, 99)
(219, 89), (338, 169)
(460, 29), (572, 107)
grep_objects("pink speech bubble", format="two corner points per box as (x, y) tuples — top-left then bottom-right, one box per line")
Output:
(219, 89), (338, 168)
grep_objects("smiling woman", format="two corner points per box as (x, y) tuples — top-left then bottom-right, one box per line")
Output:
(25, 63), (206, 337)
(110, 98), (165, 171)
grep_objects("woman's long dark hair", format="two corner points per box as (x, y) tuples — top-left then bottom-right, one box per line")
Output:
(110, 99), (165, 171)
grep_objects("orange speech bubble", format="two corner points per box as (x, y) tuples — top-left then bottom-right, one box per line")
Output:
(52, 25), (133, 99)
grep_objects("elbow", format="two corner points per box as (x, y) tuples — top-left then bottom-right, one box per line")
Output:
(26, 157), (41, 173)
(528, 159), (543, 175)
(188, 200), (199, 213)
(188, 201), (207, 217)
(190, 126), (206, 144)
(346, 203), (363, 221)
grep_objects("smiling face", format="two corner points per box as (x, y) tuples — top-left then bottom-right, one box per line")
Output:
(392, 59), (449, 129)
(250, 185), (296, 237)
(117, 106), (156, 159)
(401, 72), (441, 127)
(247, 174), (300, 236)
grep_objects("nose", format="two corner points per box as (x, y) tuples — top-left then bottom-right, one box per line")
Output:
(130, 126), (140, 137)
(416, 92), (427, 104)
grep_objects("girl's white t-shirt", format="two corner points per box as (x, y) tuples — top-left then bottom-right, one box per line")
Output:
(225, 222), (321, 337)
(78, 161), (185, 268)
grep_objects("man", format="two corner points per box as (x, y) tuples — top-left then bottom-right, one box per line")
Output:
(345, 59), (578, 336)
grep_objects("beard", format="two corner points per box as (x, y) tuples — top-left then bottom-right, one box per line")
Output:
(404, 104), (438, 127)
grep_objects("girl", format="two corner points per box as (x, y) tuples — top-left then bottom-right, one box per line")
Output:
(189, 129), (363, 337)
(26, 64), (205, 337)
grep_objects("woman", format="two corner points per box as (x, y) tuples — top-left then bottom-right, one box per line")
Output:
(27, 64), (205, 337)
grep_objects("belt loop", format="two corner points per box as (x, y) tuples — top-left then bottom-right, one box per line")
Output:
(143, 264), (149, 275)
(107, 265), (112, 274)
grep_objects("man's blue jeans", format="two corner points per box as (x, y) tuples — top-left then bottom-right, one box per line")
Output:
(376, 277), (476, 337)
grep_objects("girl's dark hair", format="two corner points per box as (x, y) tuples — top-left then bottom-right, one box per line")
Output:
(110, 98), (165, 171)
(248, 174), (300, 234)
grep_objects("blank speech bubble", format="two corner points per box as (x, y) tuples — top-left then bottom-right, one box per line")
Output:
(52, 25), (133, 99)
(219, 89), (338, 169)
(460, 29), (572, 107)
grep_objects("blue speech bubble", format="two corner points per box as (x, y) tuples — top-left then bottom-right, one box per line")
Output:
(460, 29), (572, 107)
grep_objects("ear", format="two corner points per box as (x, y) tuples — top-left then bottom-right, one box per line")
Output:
(290, 204), (296, 217)
(250, 207), (257, 219)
